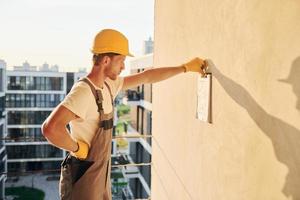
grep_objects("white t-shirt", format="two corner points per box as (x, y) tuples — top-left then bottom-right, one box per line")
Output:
(60, 77), (124, 146)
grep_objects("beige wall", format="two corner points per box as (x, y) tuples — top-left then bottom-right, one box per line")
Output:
(152, 0), (300, 199)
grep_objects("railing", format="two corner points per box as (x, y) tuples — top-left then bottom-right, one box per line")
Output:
(1, 134), (152, 200)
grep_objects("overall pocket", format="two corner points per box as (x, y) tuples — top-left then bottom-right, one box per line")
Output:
(59, 155), (94, 200)
(70, 156), (94, 184)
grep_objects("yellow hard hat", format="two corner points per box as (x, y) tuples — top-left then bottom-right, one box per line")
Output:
(91, 29), (134, 57)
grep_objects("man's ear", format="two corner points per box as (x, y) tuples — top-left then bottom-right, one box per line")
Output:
(101, 55), (111, 66)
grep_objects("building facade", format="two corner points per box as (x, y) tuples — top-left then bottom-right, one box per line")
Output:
(0, 60), (7, 200)
(5, 62), (66, 173)
(113, 53), (153, 199)
(143, 37), (154, 55)
(2, 55), (154, 199)
(152, 1), (300, 199)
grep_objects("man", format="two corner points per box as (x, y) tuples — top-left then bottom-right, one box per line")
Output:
(42, 29), (207, 200)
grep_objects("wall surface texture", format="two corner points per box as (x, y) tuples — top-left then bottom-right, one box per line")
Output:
(152, 0), (300, 199)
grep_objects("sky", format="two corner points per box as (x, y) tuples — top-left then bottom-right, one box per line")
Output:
(0, 0), (154, 72)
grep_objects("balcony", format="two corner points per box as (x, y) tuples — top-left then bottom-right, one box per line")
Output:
(127, 90), (142, 101)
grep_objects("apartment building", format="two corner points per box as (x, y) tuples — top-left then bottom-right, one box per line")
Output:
(112, 53), (153, 199)
(5, 62), (88, 175)
(5, 62), (66, 173)
(127, 53), (153, 134)
(143, 37), (154, 55)
(0, 60), (7, 200)
(2, 56), (153, 199)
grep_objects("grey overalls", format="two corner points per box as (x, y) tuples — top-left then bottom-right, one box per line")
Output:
(60, 77), (114, 200)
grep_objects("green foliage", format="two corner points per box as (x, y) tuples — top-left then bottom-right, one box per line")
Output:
(111, 172), (124, 179)
(115, 120), (131, 135)
(6, 186), (45, 200)
(117, 104), (130, 117)
(112, 182), (128, 187)
(116, 122), (124, 134)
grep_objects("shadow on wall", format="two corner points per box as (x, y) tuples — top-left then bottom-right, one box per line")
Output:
(208, 57), (300, 199)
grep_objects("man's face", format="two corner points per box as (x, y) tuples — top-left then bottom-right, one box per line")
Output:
(105, 55), (126, 80)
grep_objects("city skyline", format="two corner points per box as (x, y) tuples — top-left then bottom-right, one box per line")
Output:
(0, 0), (154, 72)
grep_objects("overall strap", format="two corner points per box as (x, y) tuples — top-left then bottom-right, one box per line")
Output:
(78, 78), (114, 130)
(78, 77), (104, 113)
(104, 81), (114, 106)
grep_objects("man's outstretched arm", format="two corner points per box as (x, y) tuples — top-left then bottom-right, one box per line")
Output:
(122, 57), (206, 90)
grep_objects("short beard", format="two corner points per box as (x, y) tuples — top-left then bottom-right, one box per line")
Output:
(108, 74), (117, 80)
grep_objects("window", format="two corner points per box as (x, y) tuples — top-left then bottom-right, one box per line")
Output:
(7, 145), (63, 159)
(7, 111), (51, 125)
(7, 128), (45, 141)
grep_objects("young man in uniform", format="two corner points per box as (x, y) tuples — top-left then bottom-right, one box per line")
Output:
(42, 29), (207, 200)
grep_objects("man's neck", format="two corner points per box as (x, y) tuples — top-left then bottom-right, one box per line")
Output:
(87, 65), (106, 89)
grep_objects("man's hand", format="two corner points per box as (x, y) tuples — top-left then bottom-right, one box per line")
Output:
(71, 140), (89, 160)
(183, 57), (208, 77)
